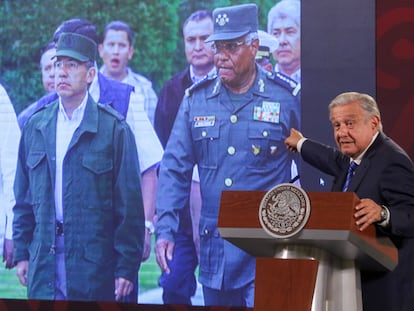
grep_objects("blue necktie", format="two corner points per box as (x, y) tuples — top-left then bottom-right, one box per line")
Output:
(342, 161), (357, 192)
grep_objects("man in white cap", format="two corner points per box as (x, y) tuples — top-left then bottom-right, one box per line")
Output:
(256, 30), (279, 72)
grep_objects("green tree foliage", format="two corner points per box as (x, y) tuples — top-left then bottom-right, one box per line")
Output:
(0, 0), (277, 114)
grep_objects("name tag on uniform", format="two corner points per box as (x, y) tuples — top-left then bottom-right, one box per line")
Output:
(253, 101), (280, 123)
(194, 116), (216, 127)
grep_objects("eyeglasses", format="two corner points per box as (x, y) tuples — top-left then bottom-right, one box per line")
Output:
(211, 40), (247, 54)
(54, 59), (83, 71)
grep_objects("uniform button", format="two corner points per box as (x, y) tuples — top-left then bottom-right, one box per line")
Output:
(230, 115), (238, 123)
(202, 131), (207, 137)
(204, 229), (209, 234)
(224, 178), (233, 187)
(49, 245), (56, 255)
(262, 131), (269, 137)
(227, 146), (236, 155)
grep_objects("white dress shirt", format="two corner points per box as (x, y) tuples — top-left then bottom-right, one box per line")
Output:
(54, 94), (87, 222)
(0, 85), (20, 240)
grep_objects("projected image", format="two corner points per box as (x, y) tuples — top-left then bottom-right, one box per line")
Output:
(0, 0), (300, 307)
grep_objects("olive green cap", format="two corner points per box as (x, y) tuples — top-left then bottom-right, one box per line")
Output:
(55, 32), (96, 62)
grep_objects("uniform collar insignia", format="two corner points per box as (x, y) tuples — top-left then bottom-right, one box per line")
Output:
(258, 78), (265, 92)
(212, 80), (221, 95)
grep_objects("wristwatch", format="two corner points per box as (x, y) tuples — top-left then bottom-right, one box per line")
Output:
(380, 206), (389, 222)
(145, 220), (155, 234)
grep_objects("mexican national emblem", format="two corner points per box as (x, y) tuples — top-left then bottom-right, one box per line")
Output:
(259, 183), (311, 238)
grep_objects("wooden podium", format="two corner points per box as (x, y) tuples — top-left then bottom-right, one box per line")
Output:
(218, 191), (398, 311)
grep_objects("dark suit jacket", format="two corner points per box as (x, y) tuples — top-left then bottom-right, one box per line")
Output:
(154, 67), (192, 149)
(154, 68), (194, 236)
(301, 132), (414, 311)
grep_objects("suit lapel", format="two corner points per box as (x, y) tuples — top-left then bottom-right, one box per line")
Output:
(331, 155), (351, 191)
(346, 133), (384, 192)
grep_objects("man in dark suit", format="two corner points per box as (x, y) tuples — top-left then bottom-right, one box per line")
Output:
(155, 10), (215, 148)
(285, 91), (414, 311)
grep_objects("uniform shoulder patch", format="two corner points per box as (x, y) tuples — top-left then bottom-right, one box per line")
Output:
(98, 102), (125, 121)
(185, 74), (217, 97)
(267, 71), (301, 96)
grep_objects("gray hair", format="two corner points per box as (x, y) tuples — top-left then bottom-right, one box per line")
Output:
(267, 0), (301, 34)
(329, 92), (383, 131)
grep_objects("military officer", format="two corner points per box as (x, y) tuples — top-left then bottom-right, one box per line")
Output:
(155, 3), (300, 307)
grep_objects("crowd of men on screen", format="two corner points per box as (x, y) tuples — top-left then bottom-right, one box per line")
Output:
(3, 2), (414, 311)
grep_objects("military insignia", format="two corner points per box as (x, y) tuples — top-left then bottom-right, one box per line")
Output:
(252, 144), (261, 155)
(185, 88), (191, 97)
(185, 74), (217, 97)
(253, 101), (280, 123)
(259, 183), (311, 239)
(216, 13), (229, 26)
(212, 80), (220, 95)
(276, 72), (297, 89)
(194, 116), (215, 128)
(267, 71), (300, 96)
(258, 79), (265, 92)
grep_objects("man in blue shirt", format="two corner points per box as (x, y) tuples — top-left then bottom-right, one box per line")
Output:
(155, 3), (300, 307)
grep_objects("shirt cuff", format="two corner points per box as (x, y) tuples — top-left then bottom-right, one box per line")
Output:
(297, 137), (307, 153)
(5, 213), (13, 239)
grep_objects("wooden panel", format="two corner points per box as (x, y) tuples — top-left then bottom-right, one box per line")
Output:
(255, 258), (318, 311)
(218, 191), (398, 270)
(218, 191), (362, 231)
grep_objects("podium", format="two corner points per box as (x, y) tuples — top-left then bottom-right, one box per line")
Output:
(218, 191), (398, 311)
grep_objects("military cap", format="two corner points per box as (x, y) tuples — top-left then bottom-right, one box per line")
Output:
(205, 3), (258, 42)
(55, 32), (96, 62)
(256, 30), (278, 60)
